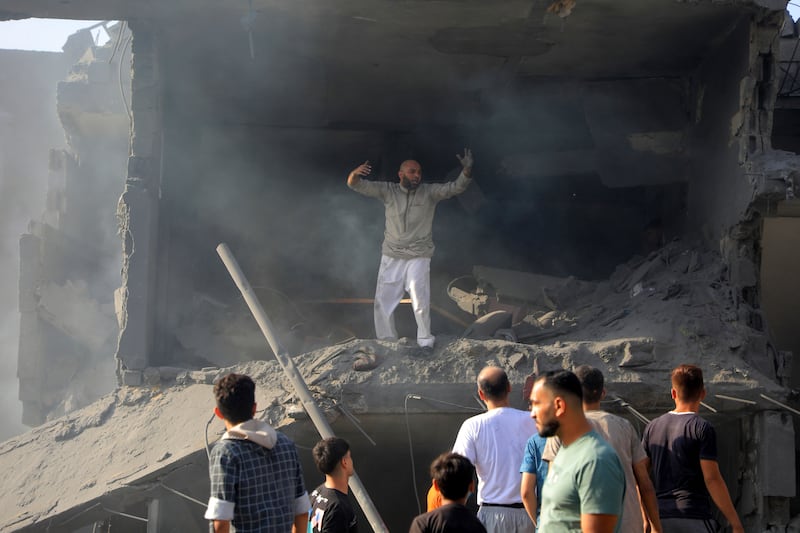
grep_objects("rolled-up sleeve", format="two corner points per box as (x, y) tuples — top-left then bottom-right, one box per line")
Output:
(293, 492), (310, 516)
(205, 496), (235, 521)
(205, 445), (238, 520)
(292, 443), (309, 515)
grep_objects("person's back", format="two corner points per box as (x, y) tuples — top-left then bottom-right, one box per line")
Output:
(454, 407), (536, 504)
(453, 366), (536, 533)
(409, 453), (486, 533)
(210, 430), (306, 532)
(643, 411), (716, 518)
(205, 373), (309, 533)
(586, 410), (646, 532)
(410, 503), (487, 533)
(642, 364), (743, 533)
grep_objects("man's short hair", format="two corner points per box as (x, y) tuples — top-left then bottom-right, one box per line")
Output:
(535, 370), (583, 403)
(430, 452), (474, 501)
(574, 365), (604, 404)
(312, 437), (351, 475)
(477, 368), (510, 401)
(671, 364), (705, 402)
(214, 373), (255, 424)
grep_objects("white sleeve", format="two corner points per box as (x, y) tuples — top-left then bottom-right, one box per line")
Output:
(294, 491), (311, 516)
(205, 497), (234, 520)
(452, 420), (477, 464)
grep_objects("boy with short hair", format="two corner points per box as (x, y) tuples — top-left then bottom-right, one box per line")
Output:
(409, 453), (487, 533)
(309, 437), (358, 533)
(205, 373), (309, 533)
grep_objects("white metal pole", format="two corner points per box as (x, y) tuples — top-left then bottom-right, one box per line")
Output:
(216, 243), (388, 533)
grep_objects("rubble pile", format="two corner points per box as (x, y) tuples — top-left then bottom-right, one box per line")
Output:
(449, 239), (789, 391)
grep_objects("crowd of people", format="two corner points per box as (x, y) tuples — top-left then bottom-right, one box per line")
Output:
(203, 363), (743, 533)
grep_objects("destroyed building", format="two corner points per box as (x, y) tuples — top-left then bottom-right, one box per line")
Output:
(1, 0), (800, 531)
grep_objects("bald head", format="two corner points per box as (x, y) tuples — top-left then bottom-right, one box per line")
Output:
(477, 366), (510, 402)
(398, 160), (422, 189)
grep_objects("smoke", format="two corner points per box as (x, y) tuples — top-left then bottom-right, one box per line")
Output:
(0, 49), (71, 439)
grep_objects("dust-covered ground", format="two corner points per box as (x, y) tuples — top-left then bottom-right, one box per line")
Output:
(0, 239), (790, 530)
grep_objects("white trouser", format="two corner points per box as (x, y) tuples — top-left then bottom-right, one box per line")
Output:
(374, 255), (434, 347)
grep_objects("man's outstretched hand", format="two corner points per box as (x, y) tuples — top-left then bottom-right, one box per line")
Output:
(347, 160), (372, 186)
(456, 148), (473, 177)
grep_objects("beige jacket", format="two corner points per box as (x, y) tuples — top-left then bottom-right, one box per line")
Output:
(349, 171), (471, 259)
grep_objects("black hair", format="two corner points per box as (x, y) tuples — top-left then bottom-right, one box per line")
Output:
(535, 370), (583, 403)
(430, 452), (474, 500)
(312, 437), (351, 475)
(213, 373), (255, 424)
(672, 364), (705, 402)
(574, 365), (604, 404)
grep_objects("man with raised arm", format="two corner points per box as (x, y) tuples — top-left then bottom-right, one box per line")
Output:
(347, 150), (473, 352)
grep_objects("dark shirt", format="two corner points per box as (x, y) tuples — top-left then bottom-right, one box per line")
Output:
(309, 485), (357, 533)
(642, 411), (718, 519)
(409, 503), (487, 533)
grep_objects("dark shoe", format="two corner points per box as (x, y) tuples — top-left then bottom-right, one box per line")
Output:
(414, 346), (434, 358)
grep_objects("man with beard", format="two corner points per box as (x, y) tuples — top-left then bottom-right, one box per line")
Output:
(530, 370), (625, 533)
(543, 366), (662, 533)
(347, 150), (473, 352)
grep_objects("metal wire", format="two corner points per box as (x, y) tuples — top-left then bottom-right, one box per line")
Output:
(160, 483), (207, 508)
(404, 394), (422, 516)
(204, 412), (217, 459)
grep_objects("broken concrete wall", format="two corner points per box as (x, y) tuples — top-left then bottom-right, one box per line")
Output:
(115, 20), (163, 384)
(17, 27), (129, 425)
(687, 14), (758, 243)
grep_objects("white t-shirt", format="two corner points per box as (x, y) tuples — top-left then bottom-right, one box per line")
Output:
(452, 407), (537, 504)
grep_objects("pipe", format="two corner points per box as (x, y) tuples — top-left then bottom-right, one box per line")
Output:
(714, 394), (756, 405)
(699, 401), (717, 413)
(216, 243), (388, 533)
(760, 393), (800, 416)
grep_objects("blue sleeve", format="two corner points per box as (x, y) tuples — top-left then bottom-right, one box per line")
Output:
(520, 436), (540, 474)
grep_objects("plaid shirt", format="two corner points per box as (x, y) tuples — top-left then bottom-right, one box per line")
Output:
(208, 432), (307, 532)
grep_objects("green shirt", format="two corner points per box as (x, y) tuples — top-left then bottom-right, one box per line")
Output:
(539, 430), (625, 532)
